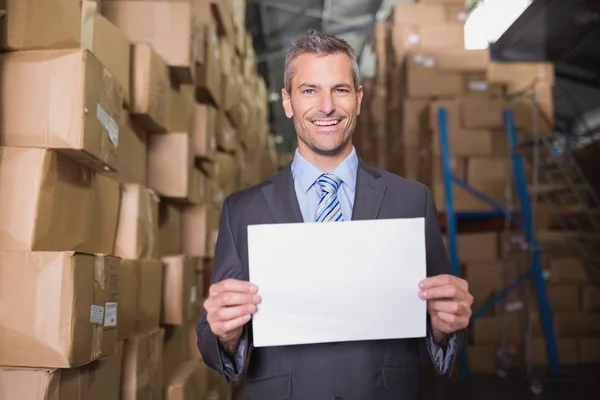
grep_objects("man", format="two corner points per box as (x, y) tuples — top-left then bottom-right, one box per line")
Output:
(197, 30), (473, 399)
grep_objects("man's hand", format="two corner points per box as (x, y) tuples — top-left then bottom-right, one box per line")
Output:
(204, 278), (261, 356)
(418, 274), (473, 344)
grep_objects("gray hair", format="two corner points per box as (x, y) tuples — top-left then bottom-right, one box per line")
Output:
(284, 30), (360, 93)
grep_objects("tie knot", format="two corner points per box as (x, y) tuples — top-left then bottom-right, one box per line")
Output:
(317, 173), (342, 194)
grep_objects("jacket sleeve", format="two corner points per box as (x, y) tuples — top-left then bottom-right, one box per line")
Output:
(420, 185), (467, 375)
(197, 198), (250, 382)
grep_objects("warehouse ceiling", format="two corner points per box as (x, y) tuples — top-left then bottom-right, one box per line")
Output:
(490, 0), (600, 133)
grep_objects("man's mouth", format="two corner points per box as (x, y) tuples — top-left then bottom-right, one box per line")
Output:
(312, 119), (342, 127)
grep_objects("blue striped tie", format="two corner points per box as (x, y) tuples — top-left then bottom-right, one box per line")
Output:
(315, 174), (344, 222)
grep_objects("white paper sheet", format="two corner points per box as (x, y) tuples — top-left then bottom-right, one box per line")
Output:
(247, 218), (427, 347)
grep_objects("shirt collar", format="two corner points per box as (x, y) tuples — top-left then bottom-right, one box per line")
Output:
(291, 146), (359, 193)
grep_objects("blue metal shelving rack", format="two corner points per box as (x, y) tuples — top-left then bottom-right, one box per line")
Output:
(437, 107), (561, 377)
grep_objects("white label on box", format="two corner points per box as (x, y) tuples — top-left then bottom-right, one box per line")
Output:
(90, 305), (105, 325)
(407, 33), (420, 45)
(96, 104), (119, 147)
(458, 11), (468, 22)
(104, 302), (118, 327)
(191, 286), (198, 304)
(505, 301), (524, 312)
(469, 81), (489, 91)
(210, 136), (217, 151)
(422, 57), (435, 68)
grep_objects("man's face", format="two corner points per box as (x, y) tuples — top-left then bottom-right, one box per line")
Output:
(282, 52), (363, 157)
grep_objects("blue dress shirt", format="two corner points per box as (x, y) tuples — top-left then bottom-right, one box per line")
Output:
(219, 146), (457, 380)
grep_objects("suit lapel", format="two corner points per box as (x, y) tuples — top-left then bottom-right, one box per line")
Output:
(351, 160), (387, 221)
(261, 163), (304, 224)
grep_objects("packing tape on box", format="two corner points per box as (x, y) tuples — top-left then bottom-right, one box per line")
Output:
(91, 325), (104, 360)
(94, 255), (106, 290)
(143, 190), (159, 259)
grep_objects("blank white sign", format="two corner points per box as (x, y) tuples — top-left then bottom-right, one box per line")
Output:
(247, 218), (427, 347)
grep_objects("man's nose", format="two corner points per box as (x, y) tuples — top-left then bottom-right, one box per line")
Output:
(318, 92), (335, 115)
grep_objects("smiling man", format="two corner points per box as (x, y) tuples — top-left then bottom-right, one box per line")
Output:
(197, 30), (473, 399)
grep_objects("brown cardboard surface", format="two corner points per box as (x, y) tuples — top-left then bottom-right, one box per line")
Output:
(182, 203), (211, 258)
(148, 133), (199, 203)
(467, 345), (497, 373)
(406, 64), (463, 99)
(168, 87), (195, 134)
(547, 256), (588, 284)
(464, 261), (508, 296)
(217, 112), (237, 153)
(391, 3), (446, 25)
(402, 99), (430, 147)
(103, 0), (197, 84)
(0, 0), (81, 50)
(0, 252), (119, 368)
(119, 260), (140, 342)
(455, 232), (499, 263)
(192, 104), (218, 159)
(409, 48), (489, 74)
(547, 285), (580, 312)
(472, 314), (523, 345)
(431, 128), (493, 156)
(137, 259), (165, 335)
(130, 43), (171, 133)
(166, 359), (210, 400)
(158, 201), (183, 257)
(581, 286), (600, 312)
(162, 255), (197, 326)
(0, 48), (122, 172)
(467, 157), (509, 186)
(0, 148), (120, 253)
(0, 342), (123, 400)
(487, 62), (554, 93)
(552, 313), (600, 337)
(115, 184), (160, 260)
(214, 151), (238, 188)
(81, 11), (131, 105)
(431, 156), (465, 184)
(195, 22), (222, 106)
(462, 95), (505, 129)
(392, 24), (464, 62)
(531, 337), (578, 366)
(121, 328), (165, 400)
(163, 326), (190, 384)
(464, 74), (505, 97)
(103, 111), (149, 185)
(578, 337), (600, 364)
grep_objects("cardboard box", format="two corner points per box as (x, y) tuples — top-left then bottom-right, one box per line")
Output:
(464, 74), (505, 97)
(192, 104), (218, 160)
(444, 4), (469, 23)
(392, 24), (465, 63)
(217, 113), (237, 152)
(462, 95), (505, 129)
(195, 22), (223, 106)
(117, 258), (164, 341)
(406, 61), (463, 99)
(115, 184), (160, 260)
(456, 232), (499, 263)
(162, 255), (198, 326)
(0, 49), (122, 172)
(214, 151), (238, 189)
(103, 111), (148, 185)
(103, 0), (199, 84)
(578, 337), (600, 364)
(0, 252), (119, 367)
(409, 48), (489, 74)
(0, 148), (120, 253)
(467, 157), (508, 185)
(553, 313), (600, 337)
(487, 62), (554, 93)
(148, 133), (200, 203)
(431, 156), (466, 184)
(547, 256), (588, 284)
(431, 128), (493, 156)
(391, 3), (446, 25)
(181, 204), (214, 257)
(0, 0), (81, 50)
(472, 314), (523, 345)
(158, 202), (183, 257)
(0, 342), (123, 400)
(582, 286), (600, 312)
(547, 285), (580, 312)
(130, 43), (171, 133)
(81, 11), (131, 105)
(166, 360), (210, 400)
(531, 337), (578, 366)
(467, 345), (497, 373)
(121, 328), (165, 400)
(465, 261), (509, 296)
(163, 326), (191, 383)
(402, 99), (430, 147)
(168, 87), (195, 134)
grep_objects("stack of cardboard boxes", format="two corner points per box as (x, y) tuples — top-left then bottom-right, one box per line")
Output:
(0, 0), (276, 398)
(356, 0), (600, 373)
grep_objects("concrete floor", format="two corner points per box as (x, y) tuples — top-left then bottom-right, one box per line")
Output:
(423, 365), (600, 400)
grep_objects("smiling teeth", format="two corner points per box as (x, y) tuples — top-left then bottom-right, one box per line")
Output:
(313, 120), (340, 126)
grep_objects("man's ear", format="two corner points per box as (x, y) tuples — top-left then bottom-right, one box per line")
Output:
(355, 85), (364, 116)
(282, 88), (293, 118)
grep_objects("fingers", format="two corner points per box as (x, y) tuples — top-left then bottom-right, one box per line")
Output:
(217, 292), (261, 308)
(428, 299), (460, 314)
(420, 274), (468, 292)
(419, 283), (466, 301)
(209, 278), (258, 296)
(210, 314), (251, 337)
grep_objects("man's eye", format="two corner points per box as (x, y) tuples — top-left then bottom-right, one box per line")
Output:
(303, 89), (315, 94)
(336, 88), (349, 93)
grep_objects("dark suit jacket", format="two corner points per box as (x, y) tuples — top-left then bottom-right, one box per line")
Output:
(197, 160), (466, 400)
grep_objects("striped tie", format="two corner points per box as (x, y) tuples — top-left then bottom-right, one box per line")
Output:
(315, 174), (344, 222)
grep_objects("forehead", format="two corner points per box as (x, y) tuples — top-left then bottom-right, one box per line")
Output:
(291, 52), (354, 87)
